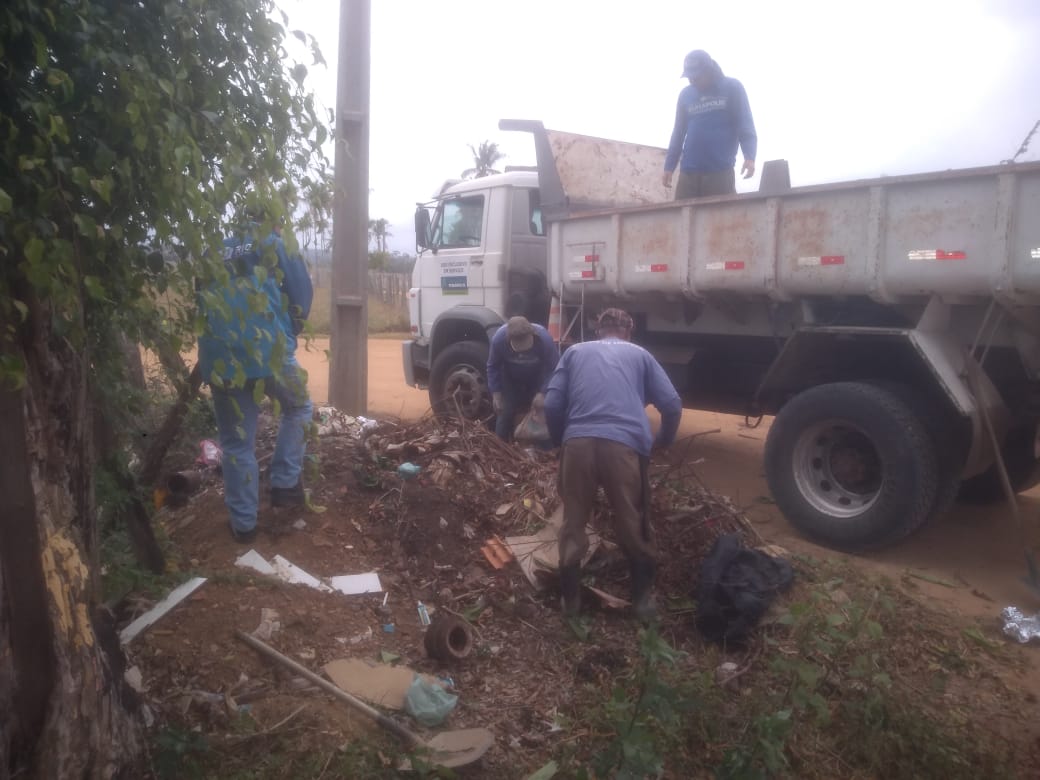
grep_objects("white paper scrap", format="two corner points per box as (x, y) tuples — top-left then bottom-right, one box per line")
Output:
(119, 577), (207, 644)
(234, 549), (276, 576)
(330, 572), (383, 595)
(272, 554), (332, 592)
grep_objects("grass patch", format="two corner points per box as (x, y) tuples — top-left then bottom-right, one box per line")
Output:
(555, 558), (1020, 779)
(307, 286), (409, 335)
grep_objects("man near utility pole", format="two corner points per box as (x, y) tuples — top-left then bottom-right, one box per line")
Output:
(487, 316), (559, 441)
(198, 212), (314, 543)
(544, 308), (682, 623)
(662, 49), (757, 199)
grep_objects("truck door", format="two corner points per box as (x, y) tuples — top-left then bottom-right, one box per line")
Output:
(421, 193), (487, 334)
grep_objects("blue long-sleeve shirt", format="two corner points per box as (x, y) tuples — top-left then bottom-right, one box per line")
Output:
(664, 76), (757, 174)
(486, 323), (559, 394)
(544, 338), (682, 457)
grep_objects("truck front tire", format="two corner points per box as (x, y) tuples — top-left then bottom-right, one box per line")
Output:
(764, 382), (939, 551)
(429, 341), (491, 420)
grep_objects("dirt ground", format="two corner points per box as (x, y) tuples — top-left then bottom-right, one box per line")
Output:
(123, 336), (1040, 777)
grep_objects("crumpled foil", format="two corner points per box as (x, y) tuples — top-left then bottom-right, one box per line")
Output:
(1001, 606), (1040, 643)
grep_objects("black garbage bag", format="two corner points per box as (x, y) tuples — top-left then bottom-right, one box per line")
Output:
(694, 533), (794, 644)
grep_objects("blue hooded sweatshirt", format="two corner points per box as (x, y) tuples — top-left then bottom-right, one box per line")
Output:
(197, 231), (296, 386)
(664, 71), (757, 174)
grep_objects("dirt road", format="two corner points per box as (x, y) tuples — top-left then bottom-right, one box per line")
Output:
(298, 336), (1040, 626)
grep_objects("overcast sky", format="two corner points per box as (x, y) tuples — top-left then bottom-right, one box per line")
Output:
(283, 0), (1040, 254)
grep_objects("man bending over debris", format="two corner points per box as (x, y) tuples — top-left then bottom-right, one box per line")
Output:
(487, 316), (559, 441)
(544, 308), (682, 623)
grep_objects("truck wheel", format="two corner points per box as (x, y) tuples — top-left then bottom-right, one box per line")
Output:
(764, 382), (939, 551)
(873, 381), (968, 521)
(429, 341), (491, 420)
(957, 424), (1040, 504)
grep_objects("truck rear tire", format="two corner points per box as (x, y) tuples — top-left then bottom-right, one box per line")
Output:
(429, 341), (491, 420)
(764, 382), (939, 551)
(957, 423), (1040, 504)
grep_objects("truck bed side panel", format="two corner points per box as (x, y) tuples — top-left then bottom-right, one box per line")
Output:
(551, 164), (1040, 305)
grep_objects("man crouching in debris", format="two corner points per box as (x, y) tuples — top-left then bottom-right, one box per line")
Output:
(543, 308), (682, 623)
(487, 316), (559, 441)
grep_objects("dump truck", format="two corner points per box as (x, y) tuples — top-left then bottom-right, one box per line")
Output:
(403, 119), (1040, 551)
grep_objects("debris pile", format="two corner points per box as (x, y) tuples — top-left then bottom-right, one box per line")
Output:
(120, 411), (778, 776)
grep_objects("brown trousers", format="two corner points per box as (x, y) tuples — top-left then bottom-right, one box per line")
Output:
(558, 437), (655, 569)
(675, 168), (736, 199)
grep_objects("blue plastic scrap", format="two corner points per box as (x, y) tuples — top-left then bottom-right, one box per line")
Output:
(404, 675), (458, 727)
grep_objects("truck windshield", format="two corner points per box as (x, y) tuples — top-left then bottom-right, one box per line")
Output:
(432, 195), (484, 249)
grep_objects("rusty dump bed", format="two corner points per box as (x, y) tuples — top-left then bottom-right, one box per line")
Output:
(500, 120), (1040, 307)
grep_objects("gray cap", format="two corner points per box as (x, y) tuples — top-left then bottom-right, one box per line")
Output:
(682, 49), (712, 78)
(506, 316), (535, 351)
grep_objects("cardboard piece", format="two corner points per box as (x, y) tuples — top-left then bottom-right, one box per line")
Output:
(119, 577), (207, 644)
(323, 658), (439, 710)
(504, 506), (600, 589)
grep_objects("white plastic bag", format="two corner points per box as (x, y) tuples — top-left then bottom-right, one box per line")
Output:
(513, 408), (550, 445)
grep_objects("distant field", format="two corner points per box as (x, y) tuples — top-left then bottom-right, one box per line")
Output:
(308, 286), (409, 335)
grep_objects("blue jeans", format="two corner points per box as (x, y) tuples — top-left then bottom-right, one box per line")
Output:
(495, 381), (538, 441)
(212, 356), (313, 533)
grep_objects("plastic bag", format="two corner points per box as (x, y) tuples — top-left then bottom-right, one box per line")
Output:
(513, 408), (550, 445)
(403, 675), (458, 727)
(196, 439), (222, 467)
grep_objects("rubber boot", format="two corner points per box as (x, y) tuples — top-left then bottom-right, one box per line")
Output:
(631, 560), (658, 624)
(559, 564), (582, 619)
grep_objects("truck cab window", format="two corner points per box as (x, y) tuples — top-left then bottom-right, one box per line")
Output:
(529, 189), (545, 236)
(433, 195), (484, 248)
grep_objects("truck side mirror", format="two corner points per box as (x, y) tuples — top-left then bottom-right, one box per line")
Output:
(414, 205), (432, 251)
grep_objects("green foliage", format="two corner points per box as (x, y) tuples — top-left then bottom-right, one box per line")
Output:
(0, 0), (330, 386)
(583, 629), (708, 779)
(153, 725), (208, 779)
(715, 576), (1014, 779)
(557, 567), (1016, 780)
(368, 249), (391, 270)
(155, 731), (415, 780)
(368, 217), (391, 253)
(462, 140), (505, 179)
(297, 170), (333, 257)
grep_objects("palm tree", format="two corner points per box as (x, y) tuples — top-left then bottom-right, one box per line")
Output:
(298, 173), (334, 259)
(462, 140), (505, 179)
(368, 217), (391, 252)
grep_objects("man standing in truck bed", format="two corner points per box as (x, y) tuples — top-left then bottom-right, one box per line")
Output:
(662, 49), (757, 198)
(544, 309), (682, 623)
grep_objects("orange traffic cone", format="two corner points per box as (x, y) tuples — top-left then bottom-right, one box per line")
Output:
(548, 295), (562, 342)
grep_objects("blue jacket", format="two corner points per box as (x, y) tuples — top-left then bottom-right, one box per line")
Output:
(664, 75), (757, 174)
(198, 231), (295, 386)
(544, 338), (682, 457)
(487, 323), (559, 394)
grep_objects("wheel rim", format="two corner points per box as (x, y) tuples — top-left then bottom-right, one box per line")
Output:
(442, 363), (487, 418)
(791, 420), (883, 518)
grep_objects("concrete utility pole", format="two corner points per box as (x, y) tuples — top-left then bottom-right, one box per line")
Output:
(329, 0), (370, 413)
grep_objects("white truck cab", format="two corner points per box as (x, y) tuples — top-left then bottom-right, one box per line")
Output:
(403, 170), (548, 417)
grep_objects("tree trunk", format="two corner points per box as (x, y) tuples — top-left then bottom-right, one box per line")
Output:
(0, 297), (141, 778)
